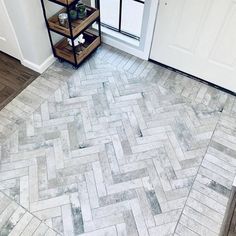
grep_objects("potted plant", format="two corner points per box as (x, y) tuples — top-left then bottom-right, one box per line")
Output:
(69, 10), (77, 21)
(75, 2), (87, 19)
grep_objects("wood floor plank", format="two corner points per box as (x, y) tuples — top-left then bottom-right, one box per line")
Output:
(0, 52), (39, 110)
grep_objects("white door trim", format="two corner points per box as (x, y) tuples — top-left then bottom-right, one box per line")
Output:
(140, 0), (159, 60)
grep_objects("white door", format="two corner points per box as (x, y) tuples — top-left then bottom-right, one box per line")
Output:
(150, 0), (236, 93)
(0, 0), (21, 59)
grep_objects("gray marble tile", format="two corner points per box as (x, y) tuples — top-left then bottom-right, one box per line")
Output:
(0, 44), (235, 236)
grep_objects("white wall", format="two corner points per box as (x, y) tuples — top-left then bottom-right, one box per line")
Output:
(4, 0), (55, 73)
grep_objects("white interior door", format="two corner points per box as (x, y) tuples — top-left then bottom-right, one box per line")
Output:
(0, 0), (21, 59)
(150, 0), (236, 93)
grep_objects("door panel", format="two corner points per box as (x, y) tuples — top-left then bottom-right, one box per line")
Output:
(0, 0), (20, 59)
(121, 0), (144, 38)
(173, 0), (210, 53)
(150, 0), (236, 92)
(210, 3), (236, 67)
(100, 0), (145, 39)
(100, 0), (120, 29)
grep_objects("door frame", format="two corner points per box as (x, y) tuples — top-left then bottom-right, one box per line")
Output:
(139, 0), (159, 60)
(1, 0), (23, 61)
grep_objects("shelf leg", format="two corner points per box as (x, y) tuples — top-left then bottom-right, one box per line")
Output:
(72, 65), (79, 70)
(40, 0), (56, 58)
(96, 0), (102, 38)
(67, 5), (78, 66)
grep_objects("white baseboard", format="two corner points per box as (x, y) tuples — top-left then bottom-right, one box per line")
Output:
(21, 54), (55, 74)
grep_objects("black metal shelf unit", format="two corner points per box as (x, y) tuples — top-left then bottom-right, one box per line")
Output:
(40, 0), (101, 69)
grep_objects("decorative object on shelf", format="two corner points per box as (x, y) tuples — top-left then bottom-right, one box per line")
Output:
(76, 2), (87, 19)
(67, 34), (85, 52)
(47, 6), (99, 37)
(58, 13), (68, 27)
(40, 0), (101, 69)
(78, 34), (85, 44)
(69, 10), (77, 20)
(67, 34), (85, 47)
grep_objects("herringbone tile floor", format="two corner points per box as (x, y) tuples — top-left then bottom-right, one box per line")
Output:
(0, 191), (58, 235)
(0, 44), (236, 235)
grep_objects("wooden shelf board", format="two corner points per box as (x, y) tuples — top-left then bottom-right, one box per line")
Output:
(48, 0), (75, 7)
(54, 31), (101, 64)
(48, 6), (99, 38)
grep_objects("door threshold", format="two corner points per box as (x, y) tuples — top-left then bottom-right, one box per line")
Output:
(149, 59), (236, 97)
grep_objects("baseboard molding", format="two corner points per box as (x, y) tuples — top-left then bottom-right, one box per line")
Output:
(21, 54), (55, 74)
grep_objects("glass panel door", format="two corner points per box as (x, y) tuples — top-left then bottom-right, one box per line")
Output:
(100, 0), (120, 30)
(121, 0), (144, 38)
(100, 0), (145, 40)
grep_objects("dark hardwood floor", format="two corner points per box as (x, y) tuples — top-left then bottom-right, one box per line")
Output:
(0, 52), (39, 110)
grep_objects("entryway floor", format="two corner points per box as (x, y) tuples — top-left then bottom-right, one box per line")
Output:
(0, 44), (236, 236)
(0, 52), (39, 110)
